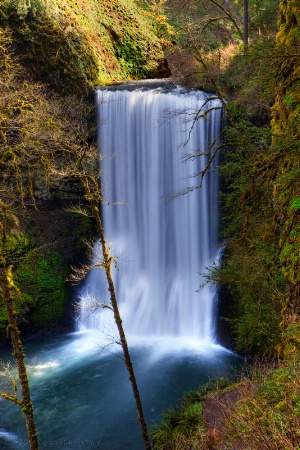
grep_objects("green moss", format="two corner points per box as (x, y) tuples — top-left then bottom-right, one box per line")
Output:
(151, 400), (205, 450)
(1, 231), (32, 259)
(16, 250), (66, 292)
(0, 209), (95, 340)
(271, 0), (300, 137)
(30, 289), (66, 329)
(0, 230), (33, 330)
(13, 249), (68, 330)
(0, 0), (165, 92)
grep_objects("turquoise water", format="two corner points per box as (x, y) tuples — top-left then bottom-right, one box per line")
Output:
(0, 333), (240, 450)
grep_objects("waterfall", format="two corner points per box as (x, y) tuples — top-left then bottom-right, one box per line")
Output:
(79, 82), (222, 344)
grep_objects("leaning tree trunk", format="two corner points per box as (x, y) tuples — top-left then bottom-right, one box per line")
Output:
(0, 205), (39, 450)
(91, 200), (152, 450)
(76, 172), (152, 450)
(244, 0), (249, 51)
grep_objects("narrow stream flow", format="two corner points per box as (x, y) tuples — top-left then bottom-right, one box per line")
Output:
(0, 82), (241, 450)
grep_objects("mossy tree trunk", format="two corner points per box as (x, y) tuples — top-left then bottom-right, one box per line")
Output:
(244, 0), (249, 51)
(78, 175), (152, 450)
(95, 203), (151, 450)
(0, 203), (39, 450)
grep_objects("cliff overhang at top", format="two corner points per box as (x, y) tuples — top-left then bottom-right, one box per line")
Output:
(0, 0), (168, 93)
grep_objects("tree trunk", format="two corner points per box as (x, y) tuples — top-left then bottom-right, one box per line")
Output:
(92, 202), (152, 450)
(4, 272), (39, 450)
(244, 0), (249, 51)
(0, 206), (39, 450)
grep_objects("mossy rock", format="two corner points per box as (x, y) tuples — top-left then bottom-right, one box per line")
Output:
(1, 0), (166, 93)
(14, 249), (68, 333)
(271, 0), (300, 137)
(0, 204), (96, 344)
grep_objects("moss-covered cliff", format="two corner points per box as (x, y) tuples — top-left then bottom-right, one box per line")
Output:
(222, 0), (300, 358)
(272, 1), (300, 136)
(0, 0), (166, 91)
(269, 0), (300, 359)
(0, 205), (95, 344)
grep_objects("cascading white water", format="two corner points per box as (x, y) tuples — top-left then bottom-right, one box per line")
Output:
(79, 82), (222, 343)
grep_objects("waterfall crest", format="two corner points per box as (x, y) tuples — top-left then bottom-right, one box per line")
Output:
(79, 83), (222, 344)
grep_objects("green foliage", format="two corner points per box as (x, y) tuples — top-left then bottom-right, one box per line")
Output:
(213, 110), (300, 354)
(163, 0), (280, 93)
(0, 27), (97, 339)
(141, 0), (176, 48)
(271, 1), (300, 137)
(279, 318), (300, 361)
(5, 0), (45, 18)
(218, 40), (277, 126)
(218, 360), (300, 449)
(212, 4), (300, 354)
(17, 250), (65, 292)
(151, 376), (235, 449)
(279, 220), (300, 284)
(152, 399), (205, 450)
(152, 359), (300, 449)
(0, 231), (32, 261)
(249, 0), (280, 38)
(230, 297), (280, 353)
